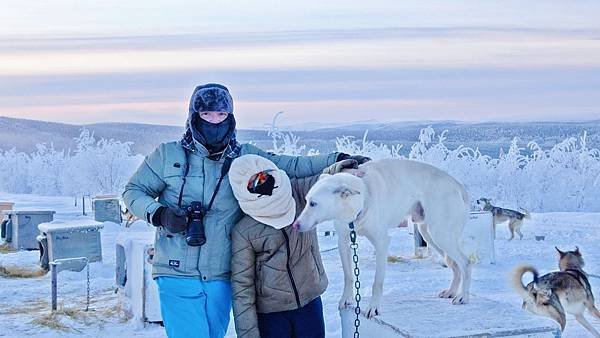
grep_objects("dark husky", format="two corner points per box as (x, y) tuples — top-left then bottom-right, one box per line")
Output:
(513, 247), (600, 336)
(476, 197), (530, 240)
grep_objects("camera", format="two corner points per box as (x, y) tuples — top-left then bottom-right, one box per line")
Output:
(186, 201), (207, 246)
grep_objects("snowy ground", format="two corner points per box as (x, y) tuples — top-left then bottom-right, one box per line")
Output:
(1, 193), (599, 337)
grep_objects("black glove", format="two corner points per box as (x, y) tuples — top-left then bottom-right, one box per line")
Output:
(337, 153), (372, 165)
(152, 206), (188, 234)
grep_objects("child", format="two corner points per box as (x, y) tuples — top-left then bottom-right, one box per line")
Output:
(229, 154), (361, 338)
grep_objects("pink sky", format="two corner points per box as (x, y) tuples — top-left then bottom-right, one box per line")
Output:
(1, 1), (599, 127)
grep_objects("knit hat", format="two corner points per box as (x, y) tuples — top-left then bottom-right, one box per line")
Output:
(189, 83), (234, 114)
(229, 155), (295, 229)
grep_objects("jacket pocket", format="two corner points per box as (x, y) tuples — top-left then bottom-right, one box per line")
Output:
(256, 261), (265, 296)
(311, 246), (323, 276)
(153, 228), (189, 274)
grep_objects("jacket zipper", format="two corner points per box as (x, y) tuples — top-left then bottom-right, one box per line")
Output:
(281, 229), (301, 309)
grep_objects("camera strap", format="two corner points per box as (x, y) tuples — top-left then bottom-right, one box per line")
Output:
(177, 148), (235, 212)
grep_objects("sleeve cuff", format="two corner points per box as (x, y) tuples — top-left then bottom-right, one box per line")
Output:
(145, 202), (164, 224)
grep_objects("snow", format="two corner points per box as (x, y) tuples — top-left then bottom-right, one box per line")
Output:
(38, 218), (103, 233)
(1, 193), (599, 337)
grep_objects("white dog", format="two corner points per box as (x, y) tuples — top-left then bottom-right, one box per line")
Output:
(293, 159), (472, 317)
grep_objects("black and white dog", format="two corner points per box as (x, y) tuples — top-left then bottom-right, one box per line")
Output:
(476, 198), (531, 240)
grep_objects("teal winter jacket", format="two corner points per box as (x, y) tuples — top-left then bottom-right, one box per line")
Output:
(122, 141), (338, 280)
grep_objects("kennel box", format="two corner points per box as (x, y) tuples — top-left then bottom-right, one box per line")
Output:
(462, 211), (496, 264)
(0, 201), (14, 220)
(115, 229), (162, 323)
(0, 201), (15, 245)
(37, 218), (103, 271)
(1, 210), (55, 250)
(412, 211), (496, 264)
(92, 195), (122, 224)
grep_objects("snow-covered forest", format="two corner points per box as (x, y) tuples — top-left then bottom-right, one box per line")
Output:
(1, 126), (599, 212)
(0, 129), (142, 197)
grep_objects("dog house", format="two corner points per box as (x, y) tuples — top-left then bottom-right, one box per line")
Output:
(462, 211), (496, 264)
(0, 201), (15, 245)
(115, 229), (162, 323)
(0, 201), (14, 219)
(1, 210), (55, 250)
(413, 211), (496, 264)
(37, 219), (103, 271)
(92, 195), (122, 224)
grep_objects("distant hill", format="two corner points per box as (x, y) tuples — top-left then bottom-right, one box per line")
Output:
(0, 116), (184, 155)
(0, 116), (270, 155)
(0, 116), (598, 156)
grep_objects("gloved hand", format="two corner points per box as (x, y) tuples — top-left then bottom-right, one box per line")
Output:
(336, 153), (372, 165)
(152, 206), (188, 234)
(323, 159), (359, 175)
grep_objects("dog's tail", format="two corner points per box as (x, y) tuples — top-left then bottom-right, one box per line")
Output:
(512, 265), (539, 299)
(520, 208), (531, 219)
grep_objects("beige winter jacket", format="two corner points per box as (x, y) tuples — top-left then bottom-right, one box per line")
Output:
(231, 161), (351, 338)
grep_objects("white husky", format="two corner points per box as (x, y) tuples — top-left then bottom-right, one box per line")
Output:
(293, 159), (472, 317)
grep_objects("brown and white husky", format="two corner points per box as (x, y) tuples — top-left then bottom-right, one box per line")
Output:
(513, 247), (600, 336)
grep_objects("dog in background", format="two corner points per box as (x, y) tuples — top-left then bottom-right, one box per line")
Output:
(476, 197), (530, 240)
(513, 247), (600, 336)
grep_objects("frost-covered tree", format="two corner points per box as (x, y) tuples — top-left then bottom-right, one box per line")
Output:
(331, 126), (600, 212)
(27, 143), (66, 195)
(266, 112), (309, 156)
(63, 128), (140, 196)
(0, 148), (30, 193)
(0, 123), (598, 212)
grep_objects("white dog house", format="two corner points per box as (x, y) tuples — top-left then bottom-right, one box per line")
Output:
(0, 201), (15, 244)
(115, 229), (162, 323)
(414, 211), (496, 264)
(1, 210), (55, 250)
(0, 201), (14, 219)
(92, 195), (122, 224)
(37, 218), (103, 271)
(461, 211), (496, 264)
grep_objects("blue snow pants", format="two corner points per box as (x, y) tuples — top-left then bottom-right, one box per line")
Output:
(155, 276), (232, 338)
(257, 296), (325, 338)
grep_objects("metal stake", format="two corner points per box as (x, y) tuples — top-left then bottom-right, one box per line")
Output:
(50, 261), (58, 311)
(49, 257), (89, 312)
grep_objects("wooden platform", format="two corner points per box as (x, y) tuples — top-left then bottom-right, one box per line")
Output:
(340, 294), (561, 337)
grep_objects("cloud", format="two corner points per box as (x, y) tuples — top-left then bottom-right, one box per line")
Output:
(1, 25), (600, 125)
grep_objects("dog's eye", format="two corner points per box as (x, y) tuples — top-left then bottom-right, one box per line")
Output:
(309, 201), (317, 207)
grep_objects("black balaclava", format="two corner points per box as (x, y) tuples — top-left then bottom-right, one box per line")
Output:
(191, 113), (236, 154)
(185, 83), (236, 155)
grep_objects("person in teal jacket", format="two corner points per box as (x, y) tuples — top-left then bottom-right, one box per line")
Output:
(122, 83), (368, 338)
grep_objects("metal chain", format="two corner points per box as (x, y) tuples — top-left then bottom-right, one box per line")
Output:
(85, 263), (90, 311)
(349, 222), (361, 338)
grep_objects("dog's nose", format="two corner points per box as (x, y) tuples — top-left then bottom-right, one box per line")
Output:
(291, 220), (300, 230)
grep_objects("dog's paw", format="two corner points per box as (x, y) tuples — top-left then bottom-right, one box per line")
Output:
(451, 293), (469, 305)
(365, 304), (381, 318)
(338, 296), (354, 310)
(438, 289), (456, 299)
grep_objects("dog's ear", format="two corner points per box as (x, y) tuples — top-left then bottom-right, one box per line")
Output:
(334, 186), (360, 199)
(555, 247), (565, 257)
(319, 173), (331, 180)
(574, 246), (581, 256)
